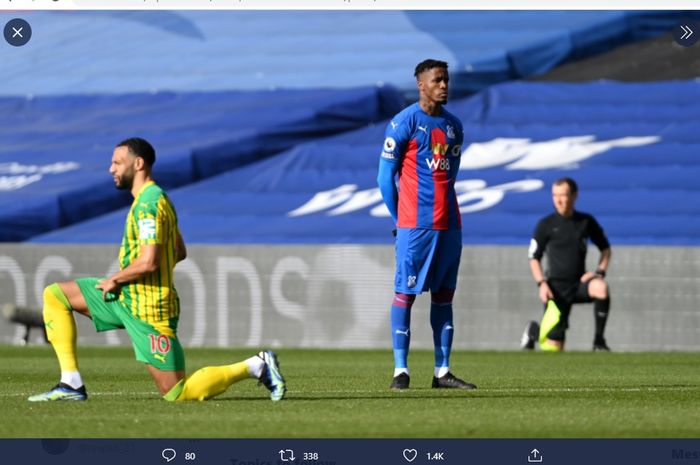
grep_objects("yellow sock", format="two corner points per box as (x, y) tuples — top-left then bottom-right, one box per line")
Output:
(171, 362), (251, 401)
(43, 284), (79, 372)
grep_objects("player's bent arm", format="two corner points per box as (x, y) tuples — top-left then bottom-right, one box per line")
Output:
(175, 232), (187, 263)
(96, 244), (161, 298)
(529, 258), (546, 286)
(108, 244), (161, 284)
(530, 259), (551, 303)
(377, 157), (399, 224)
(596, 247), (611, 276)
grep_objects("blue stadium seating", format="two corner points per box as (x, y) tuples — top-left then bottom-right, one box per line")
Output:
(1, 11), (695, 97)
(0, 87), (403, 241)
(33, 80), (700, 245)
(4, 11), (699, 244)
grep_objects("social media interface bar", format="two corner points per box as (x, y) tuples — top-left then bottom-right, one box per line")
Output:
(1, 439), (700, 465)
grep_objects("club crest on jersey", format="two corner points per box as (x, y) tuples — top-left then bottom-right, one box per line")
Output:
(446, 125), (455, 139)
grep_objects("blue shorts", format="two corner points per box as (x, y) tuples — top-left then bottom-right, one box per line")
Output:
(394, 228), (462, 294)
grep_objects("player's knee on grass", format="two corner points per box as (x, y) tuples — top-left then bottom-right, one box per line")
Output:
(148, 365), (185, 396)
(541, 315), (566, 352)
(541, 339), (564, 352)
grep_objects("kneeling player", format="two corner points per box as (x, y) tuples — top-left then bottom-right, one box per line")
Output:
(29, 138), (286, 402)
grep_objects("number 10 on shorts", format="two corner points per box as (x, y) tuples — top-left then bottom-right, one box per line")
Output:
(149, 334), (171, 355)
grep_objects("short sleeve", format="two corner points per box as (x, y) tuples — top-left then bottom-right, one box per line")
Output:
(528, 219), (548, 260)
(380, 114), (411, 164)
(133, 200), (161, 245)
(588, 215), (610, 251)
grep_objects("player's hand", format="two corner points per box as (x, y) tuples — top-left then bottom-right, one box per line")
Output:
(538, 281), (553, 304)
(580, 271), (599, 283)
(96, 278), (121, 301)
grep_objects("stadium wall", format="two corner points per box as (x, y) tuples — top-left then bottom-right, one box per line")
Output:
(0, 245), (698, 351)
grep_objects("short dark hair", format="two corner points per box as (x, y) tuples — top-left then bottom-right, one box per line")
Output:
(553, 177), (578, 195)
(414, 59), (448, 79)
(116, 137), (156, 167)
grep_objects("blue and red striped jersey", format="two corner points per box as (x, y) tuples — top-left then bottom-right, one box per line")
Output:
(380, 102), (464, 230)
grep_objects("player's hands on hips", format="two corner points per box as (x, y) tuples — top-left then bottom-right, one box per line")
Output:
(538, 281), (553, 304)
(96, 278), (120, 301)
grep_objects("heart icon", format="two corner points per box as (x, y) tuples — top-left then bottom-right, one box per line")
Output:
(403, 448), (418, 462)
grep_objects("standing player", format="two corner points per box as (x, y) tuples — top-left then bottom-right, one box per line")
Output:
(522, 177), (612, 352)
(28, 137), (286, 402)
(377, 59), (476, 391)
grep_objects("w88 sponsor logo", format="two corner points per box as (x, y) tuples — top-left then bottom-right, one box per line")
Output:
(425, 157), (450, 171)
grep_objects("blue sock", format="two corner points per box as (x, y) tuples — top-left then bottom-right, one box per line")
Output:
(430, 289), (455, 372)
(391, 293), (414, 372)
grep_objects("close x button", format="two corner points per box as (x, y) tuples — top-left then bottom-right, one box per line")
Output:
(4, 18), (32, 47)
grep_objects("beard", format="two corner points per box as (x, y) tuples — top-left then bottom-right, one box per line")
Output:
(115, 172), (134, 191)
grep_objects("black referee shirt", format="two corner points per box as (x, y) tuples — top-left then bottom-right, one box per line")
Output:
(528, 210), (610, 282)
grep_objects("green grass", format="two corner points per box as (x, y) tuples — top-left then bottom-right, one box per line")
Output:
(2, 346), (699, 438)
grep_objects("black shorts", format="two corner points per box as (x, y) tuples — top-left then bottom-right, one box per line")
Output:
(544, 279), (594, 340)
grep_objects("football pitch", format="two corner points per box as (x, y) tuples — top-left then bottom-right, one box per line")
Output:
(2, 346), (699, 438)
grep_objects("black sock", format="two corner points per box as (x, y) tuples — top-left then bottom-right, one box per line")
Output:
(594, 297), (610, 342)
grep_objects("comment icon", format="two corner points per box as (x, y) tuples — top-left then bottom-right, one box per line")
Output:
(162, 448), (177, 462)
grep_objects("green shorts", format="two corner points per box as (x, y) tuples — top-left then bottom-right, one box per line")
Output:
(76, 277), (185, 371)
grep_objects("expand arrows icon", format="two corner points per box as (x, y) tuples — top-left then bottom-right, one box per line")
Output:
(680, 24), (694, 40)
(675, 21), (699, 46)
